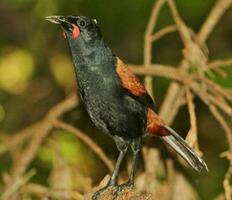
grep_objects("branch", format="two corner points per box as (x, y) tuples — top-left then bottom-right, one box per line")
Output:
(167, 0), (192, 45)
(1, 169), (36, 200)
(144, 0), (166, 96)
(198, 0), (232, 45)
(185, 87), (200, 154)
(151, 25), (177, 42)
(3, 94), (79, 199)
(209, 105), (232, 150)
(52, 120), (114, 172)
(129, 64), (191, 83)
(22, 183), (83, 200)
(208, 59), (232, 69)
(223, 179), (232, 200)
(0, 124), (36, 156)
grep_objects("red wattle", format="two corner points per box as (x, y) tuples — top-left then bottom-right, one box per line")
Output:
(72, 24), (80, 39)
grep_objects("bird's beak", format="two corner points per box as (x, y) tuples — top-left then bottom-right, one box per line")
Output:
(46, 16), (73, 32)
(46, 16), (67, 25)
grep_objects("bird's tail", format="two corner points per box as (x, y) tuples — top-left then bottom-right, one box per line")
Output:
(161, 125), (208, 172)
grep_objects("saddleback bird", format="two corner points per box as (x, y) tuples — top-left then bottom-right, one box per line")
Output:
(46, 16), (208, 198)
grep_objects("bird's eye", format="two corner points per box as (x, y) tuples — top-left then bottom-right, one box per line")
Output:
(79, 20), (86, 27)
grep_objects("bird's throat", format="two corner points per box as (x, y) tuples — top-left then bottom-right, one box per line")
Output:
(69, 38), (114, 74)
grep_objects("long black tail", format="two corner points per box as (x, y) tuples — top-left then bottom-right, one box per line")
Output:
(161, 125), (208, 172)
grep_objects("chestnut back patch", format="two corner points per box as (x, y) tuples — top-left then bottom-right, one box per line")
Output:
(146, 108), (167, 136)
(116, 58), (146, 96)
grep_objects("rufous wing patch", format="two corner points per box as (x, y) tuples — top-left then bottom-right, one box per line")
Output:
(116, 57), (146, 96)
(146, 108), (168, 136)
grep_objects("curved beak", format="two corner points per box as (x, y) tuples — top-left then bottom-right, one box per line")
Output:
(46, 16), (67, 24)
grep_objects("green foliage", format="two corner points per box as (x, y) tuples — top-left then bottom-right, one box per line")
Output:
(215, 67), (232, 88)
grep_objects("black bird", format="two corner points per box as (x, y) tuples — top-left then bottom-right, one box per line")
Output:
(46, 15), (207, 198)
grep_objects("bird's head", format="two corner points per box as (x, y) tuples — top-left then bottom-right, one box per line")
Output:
(46, 15), (112, 68)
(46, 16), (102, 49)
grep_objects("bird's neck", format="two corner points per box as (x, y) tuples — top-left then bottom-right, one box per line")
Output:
(68, 38), (117, 94)
(69, 39), (114, 73)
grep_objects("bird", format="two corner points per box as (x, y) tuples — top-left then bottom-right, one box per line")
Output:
(46, 15), (208, 199)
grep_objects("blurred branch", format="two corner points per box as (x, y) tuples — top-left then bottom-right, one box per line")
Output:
(159, 0), (194, 124)
(208, 59), (232, 69)
(22, 183), (83, 200)
(167, 0), (192, 45)
(160, 0), (232, 124)
(151, 25), (177, 42)
(0, 125), (36, 156)
(1, 93), (114, 199)
(129, 64), (191, 83)
(11, 94), (78, 179)
(144, 0), (166, 96)
(185, 88), (200, 154)
(209, 105), (232, 150)
(223, 179), (231, 200)
(198, 0), (232, 45)
(1, 169), (36, 200)
(2, 94), (79, 199)
(52, 120), (114, 172)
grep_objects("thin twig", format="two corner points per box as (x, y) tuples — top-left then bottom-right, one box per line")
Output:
(159, 0), (195, 124)
(187, 82), (232, 150)
(160, 0), (231, 125)
(209, 105), (232, 150)
(22, 183), (83, 200)
(167, 0), (192, 45)
(160, 86), (186, 125)
(144, 0), (166, 96)
(151, 25), (177, 42)
(185, 87), (200, 153)
(3, 94), (79, 199)
(1, 169), (36, 200)
(0, 123), (41, 156)
(208, 59), (232, 69)
(197, 76), (232, 102)
(52, 120), (114, 172)
(12, 94), (78, 179)
(206, 92), (232, 116)
(129, 64), (191, 83)
(198, 0), (232, 45)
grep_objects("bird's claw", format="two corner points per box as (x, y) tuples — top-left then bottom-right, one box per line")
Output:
(92, 185), (114, 200)
(111, 181), (134, 199)
(92, 182), (133, 200)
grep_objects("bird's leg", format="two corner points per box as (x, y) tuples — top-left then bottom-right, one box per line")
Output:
(127, 138), (141, 186)
(111, 138), (141, 199)
(92, 136), (129, 200)
(108, 148), (127, 186)
(107, 136), (129, 186)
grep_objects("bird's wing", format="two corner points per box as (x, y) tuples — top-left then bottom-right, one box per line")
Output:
(115, 57), (170, 136)
(115, 57), (156, 111)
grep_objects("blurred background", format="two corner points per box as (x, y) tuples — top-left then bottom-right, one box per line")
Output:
(0, 0), (231, 199)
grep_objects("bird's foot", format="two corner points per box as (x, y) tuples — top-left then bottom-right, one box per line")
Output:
(92, 182), (133, 200)
(111, 181), (134, 199)
(92, 185), (114, 200)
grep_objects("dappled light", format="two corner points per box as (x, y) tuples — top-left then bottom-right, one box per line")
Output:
(0, 48), (34, 94)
